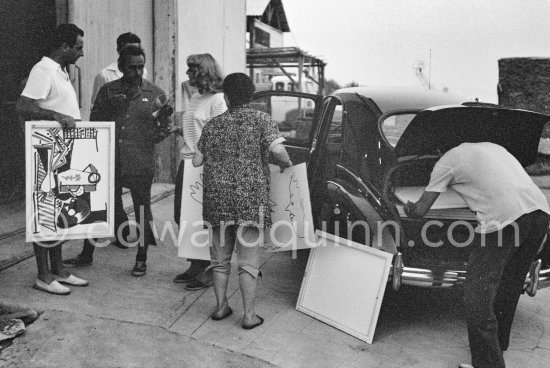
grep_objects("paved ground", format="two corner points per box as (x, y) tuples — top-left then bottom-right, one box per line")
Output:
(1, 190), (550, 367)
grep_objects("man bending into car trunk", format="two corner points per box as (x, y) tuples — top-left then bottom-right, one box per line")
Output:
(404, 142), (549, 368)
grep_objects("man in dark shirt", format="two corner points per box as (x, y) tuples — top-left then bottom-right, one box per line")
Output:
(64, 45), (170, 276)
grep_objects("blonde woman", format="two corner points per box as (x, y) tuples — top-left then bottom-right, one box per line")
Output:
(172, 53), (226, 290)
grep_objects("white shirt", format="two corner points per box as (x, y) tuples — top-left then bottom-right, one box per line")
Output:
(21, 57), (81, 119)
(90, 61), (148, 106)
(426, 142), (550, 232)
(180, 92), (226, 158)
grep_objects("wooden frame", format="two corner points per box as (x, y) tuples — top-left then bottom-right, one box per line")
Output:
(25, 121), (115, 242)
(296, 230), (393, 344)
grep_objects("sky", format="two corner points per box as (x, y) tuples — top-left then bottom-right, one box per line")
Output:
(281, 0), (550, 103)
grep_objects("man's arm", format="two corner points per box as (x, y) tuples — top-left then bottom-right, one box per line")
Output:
(404, 191), (440, 218)
(16, 96), (75, 128)
(90, 72), (107, 108)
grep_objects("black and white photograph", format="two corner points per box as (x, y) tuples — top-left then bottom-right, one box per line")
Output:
(1, 1), (550, 367)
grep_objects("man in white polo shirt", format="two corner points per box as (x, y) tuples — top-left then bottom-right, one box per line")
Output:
(16, 23), (88, 295)
(405, 142), (550, 368)
(90, 32), (148, 109)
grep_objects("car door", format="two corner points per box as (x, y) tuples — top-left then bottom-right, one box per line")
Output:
(250, 91), (323, 165)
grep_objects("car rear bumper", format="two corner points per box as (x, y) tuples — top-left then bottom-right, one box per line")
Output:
(389, 252), (550, 297)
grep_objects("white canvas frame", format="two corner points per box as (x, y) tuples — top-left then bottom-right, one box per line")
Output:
(177, 160), (209, 259)
(26, 121), (115, 242)
(296, 230), (393, 344)
(177, 161), (316, 259)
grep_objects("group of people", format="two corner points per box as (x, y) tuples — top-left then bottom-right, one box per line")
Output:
(17, 23), (291, 331)
(15, 22), (550, 366)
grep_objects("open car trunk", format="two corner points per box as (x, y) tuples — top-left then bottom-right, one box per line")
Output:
(382, 156), (477, 271)
(380, 105), (550, 290)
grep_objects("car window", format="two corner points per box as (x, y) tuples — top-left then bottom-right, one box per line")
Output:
(249, 95), (317, 141)
(380, 113), (417, 147)
(323, 102), (344, 179)
(327, 105), (343, 144)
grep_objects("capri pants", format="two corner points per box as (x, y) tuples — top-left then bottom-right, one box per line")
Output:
(208, 224), (262, 278)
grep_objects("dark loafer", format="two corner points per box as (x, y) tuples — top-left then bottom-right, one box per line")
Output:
(184, 278), (213, 291)
(131, 261), (147, 277)
(173, 269), (199, 283)
(63, 255), (92, 267)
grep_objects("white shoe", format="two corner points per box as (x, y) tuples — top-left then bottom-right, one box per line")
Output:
(56, 274), (89, 287)
(33, 280), (71, 295)
(458, 364), (474, 368)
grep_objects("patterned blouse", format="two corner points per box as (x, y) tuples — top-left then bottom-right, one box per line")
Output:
(197, 105), (284, 227)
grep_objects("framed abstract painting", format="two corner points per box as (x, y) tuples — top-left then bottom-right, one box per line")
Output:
(25, 121), (115, 242)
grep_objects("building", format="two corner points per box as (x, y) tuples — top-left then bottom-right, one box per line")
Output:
(245, 0), (325, 94)
(0, 0), (246, 203)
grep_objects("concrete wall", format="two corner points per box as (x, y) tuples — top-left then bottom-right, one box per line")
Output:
(69, 0), (178, 181)
(175, 0), (246, 114)
(153, 0), (178, 182)
(69, 0), (155, 120)
(68, 0), (246, 181)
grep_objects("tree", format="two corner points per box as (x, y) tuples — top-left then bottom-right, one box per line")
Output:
(324, 79), (341, 95)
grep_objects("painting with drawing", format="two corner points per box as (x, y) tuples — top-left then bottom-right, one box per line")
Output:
(177, 161), (315, 260)
(25, 121), (115, 242)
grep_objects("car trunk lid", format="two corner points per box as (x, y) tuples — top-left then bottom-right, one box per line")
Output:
(394, 106), (549, 167)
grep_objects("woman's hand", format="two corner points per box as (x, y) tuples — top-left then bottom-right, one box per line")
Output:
(279, 159), (293, 173)
(404, 201), (418, 218)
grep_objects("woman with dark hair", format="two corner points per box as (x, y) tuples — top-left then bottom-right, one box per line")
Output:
(193, 72), (292, 329)
(171, 53), (226, 290)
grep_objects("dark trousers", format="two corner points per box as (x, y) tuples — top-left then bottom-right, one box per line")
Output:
(464, 210), (549, 368)
(33, 241), (64, 278)
(174, 160), (209, 269)
(82, 174), (155, 262)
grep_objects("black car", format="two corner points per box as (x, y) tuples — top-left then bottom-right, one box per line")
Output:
(251, 86), (550, 295)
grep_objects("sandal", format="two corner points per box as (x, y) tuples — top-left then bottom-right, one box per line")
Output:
(211, 307), (233, 321)
(242, 316), (264, 330)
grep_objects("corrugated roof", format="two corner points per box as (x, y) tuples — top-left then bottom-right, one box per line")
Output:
(246, 0), (271, 16)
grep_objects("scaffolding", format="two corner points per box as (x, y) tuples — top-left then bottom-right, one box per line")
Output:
(246, 47), (326, 95)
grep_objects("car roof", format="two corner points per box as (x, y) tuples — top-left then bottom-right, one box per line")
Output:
(333, 86), (466, 114)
